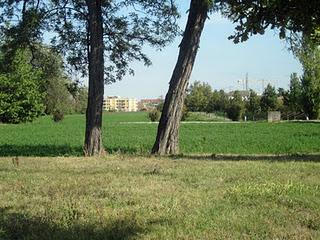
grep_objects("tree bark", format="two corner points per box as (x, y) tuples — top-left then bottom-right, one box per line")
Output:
(151, 0), (208, 155)
(83, 0), (105, 156)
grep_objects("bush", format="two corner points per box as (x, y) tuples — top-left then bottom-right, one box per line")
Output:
(52, 110), (64, 122)
(226, 104), (243, 121)
(148, 109), (161, 122)
(181, 105), (189, 121)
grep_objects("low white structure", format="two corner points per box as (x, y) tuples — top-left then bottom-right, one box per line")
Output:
(268, 111), (281, 122)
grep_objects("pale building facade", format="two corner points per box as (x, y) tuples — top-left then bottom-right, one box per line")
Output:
(103, 96), (138, 112)
(137, 98), (163, 111)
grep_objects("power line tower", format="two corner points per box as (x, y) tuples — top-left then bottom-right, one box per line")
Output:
(238, 73), (249, 91)
(257, 79), (267, 93)
(245, 73), (249, 91)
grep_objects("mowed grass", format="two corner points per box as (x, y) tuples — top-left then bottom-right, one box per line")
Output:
(0, 112), (319, 156)
(0, 156), (319, 239)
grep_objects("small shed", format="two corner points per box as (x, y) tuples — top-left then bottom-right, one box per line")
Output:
(268, 111), (281, 122)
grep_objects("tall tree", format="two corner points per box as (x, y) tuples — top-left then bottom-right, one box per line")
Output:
(298, 38), (320, 119)
(84, 0), (105, 156)
(152, 0), (212, 155)
(0, 0), (179, 155)
(245, 89), (261, 121)
(287, 73), (303, 117)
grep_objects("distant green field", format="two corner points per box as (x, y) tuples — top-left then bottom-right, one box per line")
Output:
(0, 112), (319, 156)
(102, 111), (150, 122)
(0, 156), (319, 239)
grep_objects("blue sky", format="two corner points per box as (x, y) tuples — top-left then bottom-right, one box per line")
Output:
(105, 1), (302, 99)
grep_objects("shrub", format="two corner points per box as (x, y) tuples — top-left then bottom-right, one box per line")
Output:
(52, 110), (64, 122)
(181, 105), (189, 121)
(148, 109), (161, 122)
(226, 104), (243, 121)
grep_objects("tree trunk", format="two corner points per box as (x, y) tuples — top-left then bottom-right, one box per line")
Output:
(83, 0), (105, 156)
(151, 0), (208, 155)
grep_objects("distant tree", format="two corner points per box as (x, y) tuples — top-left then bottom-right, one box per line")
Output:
(277, 88), (286, 98)
(64, 80), (88, 114)
(30, 46), (77, 115)
(245, 89), (261, 121)
(74, 87), (88, 114)
(206, 90), (219, 112)
(287, 73), (304, 117)
(206, 89), (229, 113)
(260, 84), (278, 112)
(226, 91), (244, 121)
(0, 49), (44, 123)
(216, 90), (229, 112)
(185, 81), (212, 112)
(298, 38), (320, 119)
(45, 77), (74, 115)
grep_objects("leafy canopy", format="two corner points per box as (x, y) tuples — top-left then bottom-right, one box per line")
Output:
(0, 0), (180, 83)
(215, 0), (320, 44)
(0, 49), (45, 123)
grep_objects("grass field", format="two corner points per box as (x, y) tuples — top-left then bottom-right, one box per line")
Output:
(0, 112), (319, 156)
(0, 156), (319, 239)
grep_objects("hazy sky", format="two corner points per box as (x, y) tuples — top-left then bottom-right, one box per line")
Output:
(105, 1), (302, 100)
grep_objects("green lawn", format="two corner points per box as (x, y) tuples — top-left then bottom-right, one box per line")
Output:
(0, 112), (319, 156)
(0, 156), (319, 239)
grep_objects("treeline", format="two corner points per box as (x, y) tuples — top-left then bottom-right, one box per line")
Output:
(0, 45), (88, 123)
(185, 74), (319, 121)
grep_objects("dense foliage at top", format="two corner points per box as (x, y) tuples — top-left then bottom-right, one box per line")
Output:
(215, 0), (320, 44)
(0, 0), (180, 82)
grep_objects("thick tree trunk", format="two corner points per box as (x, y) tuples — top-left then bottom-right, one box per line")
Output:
(151, 0), (208, 155)
(83, 0), (105, 156)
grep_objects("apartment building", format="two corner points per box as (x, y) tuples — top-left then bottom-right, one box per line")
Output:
(103, 96), (138, 112)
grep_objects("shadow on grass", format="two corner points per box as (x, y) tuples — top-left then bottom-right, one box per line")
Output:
(0, 207), (145, 240)
(169, 153), (320, 162)
(0, 144), (83, 157)
(1, 144), (319, 162)
(285, 120), (320, 124)
(0, 145), (143, 157)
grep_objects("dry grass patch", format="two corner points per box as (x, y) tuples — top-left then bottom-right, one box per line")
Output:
(0, 155), (319, 239)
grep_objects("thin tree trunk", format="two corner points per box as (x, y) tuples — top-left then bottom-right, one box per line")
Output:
(151, 0), (208, 155)
(83, 0), (105, 156)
